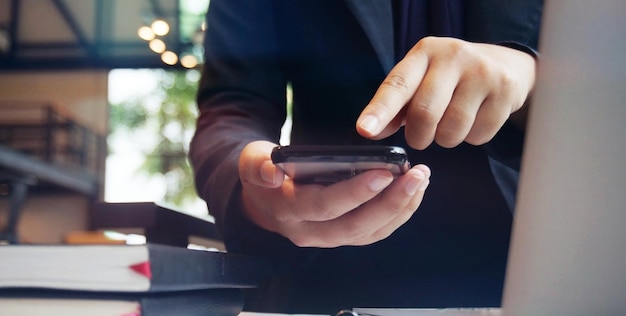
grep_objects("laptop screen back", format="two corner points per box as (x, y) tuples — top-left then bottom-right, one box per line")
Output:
(501, 1), (626, 315)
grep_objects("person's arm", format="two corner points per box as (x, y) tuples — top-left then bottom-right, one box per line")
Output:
(189, 0), (288, 253)
(462, 0), (543, 172)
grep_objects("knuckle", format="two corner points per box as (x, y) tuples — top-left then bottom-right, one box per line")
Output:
(405, 195), (423, 214)
(465, 134), (490, 146)
(289, 234), (319, 248)
(310, 198), (336, 221)
(292, 232), (349, 248)
(381, 73), (411, 93)
(340, 222), (369, 243)
(407, 100), (439, 126)
(413, 36), (438, 51)
(379, 197), (406, 216)
(285, 225), (328, 248)
(273, 209), (293, 223)
(370, 228), (394, 243)
(419, 37), (472, 62)
(474, 60), (496, 80)
(435, 110), (471, 147)
(413, 37), (474, 65)
(404, 128), (430, 150)
(367, 101), (396, 122)
(435, 126), (462, 148)
(405, 136), (424, 150)
(447, 38), (472, 59)
(325, 219), (374, 247)
(498, 69), (516, 90)
(465, 127), (495, 145)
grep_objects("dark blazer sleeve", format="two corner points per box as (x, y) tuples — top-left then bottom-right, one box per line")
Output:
(189, 0), (288, 251)
(465, 0), (543, 165)
(464, 0), (544, 211)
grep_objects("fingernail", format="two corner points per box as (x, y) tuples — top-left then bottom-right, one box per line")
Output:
(359, 114), (379, 135)
(418, 178), (430, 191)
(369, 175), (393, 192)
(405, 174), (429, 195)
(415, 164), (431, 178)
(260, 162), (276, 184)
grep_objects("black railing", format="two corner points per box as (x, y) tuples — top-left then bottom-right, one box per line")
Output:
(0, 101), (105, 175)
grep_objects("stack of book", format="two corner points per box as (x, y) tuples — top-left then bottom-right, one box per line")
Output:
(0, 243), (271, 316)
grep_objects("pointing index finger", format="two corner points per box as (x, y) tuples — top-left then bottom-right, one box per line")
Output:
(357, 52), (429, 139)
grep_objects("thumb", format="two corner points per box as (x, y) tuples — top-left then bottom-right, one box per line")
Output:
(239, 141), (285, 188)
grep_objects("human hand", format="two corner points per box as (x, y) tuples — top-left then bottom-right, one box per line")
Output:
(356, 37), (536, 149)
(238, 140), (431, 248)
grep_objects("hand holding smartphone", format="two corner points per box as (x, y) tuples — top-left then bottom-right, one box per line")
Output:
(271, 145), (411, 184)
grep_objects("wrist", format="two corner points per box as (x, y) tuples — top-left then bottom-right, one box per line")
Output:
(498, 41), (537, 130)
(497, 41), (540, 59)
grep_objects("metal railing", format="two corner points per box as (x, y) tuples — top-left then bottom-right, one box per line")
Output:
(0, 101), (105, 175)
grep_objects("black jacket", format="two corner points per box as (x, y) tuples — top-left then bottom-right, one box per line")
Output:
(190, 0), (543, 313)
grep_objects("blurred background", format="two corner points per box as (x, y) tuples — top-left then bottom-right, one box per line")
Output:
(0, 0), (215, 245)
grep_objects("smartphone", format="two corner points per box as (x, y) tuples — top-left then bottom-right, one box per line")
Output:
(271, 145), (411, 184)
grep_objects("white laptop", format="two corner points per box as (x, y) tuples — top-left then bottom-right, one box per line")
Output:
(501, 1), (626, 315)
